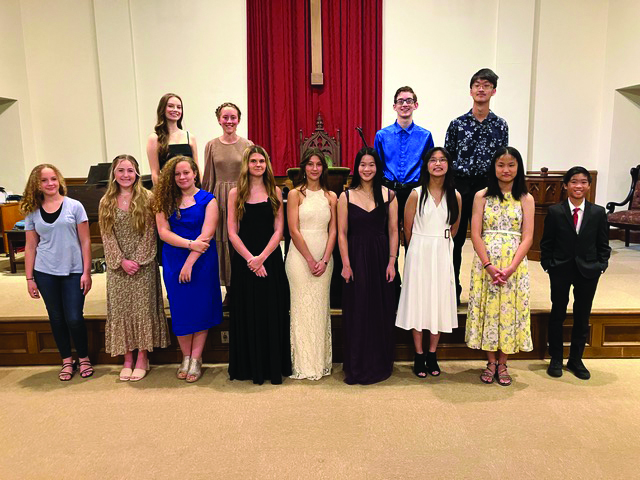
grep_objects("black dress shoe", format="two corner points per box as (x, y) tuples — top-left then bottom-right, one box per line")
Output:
(567, 358), (591, 380)
(547, 358), (563, 378)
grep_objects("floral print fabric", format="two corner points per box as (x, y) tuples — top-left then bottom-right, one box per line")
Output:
(465, 193), (532, 354)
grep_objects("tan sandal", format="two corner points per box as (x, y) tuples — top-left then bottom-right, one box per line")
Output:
(496, 363), (512, 386)
(177, 356), (191, 380)
(186, 357), (202, 383)
(129, 360), (150, 382)
(119, 367), (133, 381)
(480, 362), (496, 384)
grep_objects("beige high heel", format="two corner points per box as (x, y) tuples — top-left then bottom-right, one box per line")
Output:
(177, 356), (191, 380)
(185, 357), (202, 383)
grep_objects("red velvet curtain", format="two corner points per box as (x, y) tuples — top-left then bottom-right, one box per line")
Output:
(247, 0), (383, 175)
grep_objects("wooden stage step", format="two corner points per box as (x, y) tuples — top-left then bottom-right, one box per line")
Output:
(1, 308), (639, 366)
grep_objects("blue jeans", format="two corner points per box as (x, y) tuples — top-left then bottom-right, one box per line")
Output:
(33, 271), (88, 359)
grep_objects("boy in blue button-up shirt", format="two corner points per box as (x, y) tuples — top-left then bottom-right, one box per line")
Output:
(374, 86), (434, 242)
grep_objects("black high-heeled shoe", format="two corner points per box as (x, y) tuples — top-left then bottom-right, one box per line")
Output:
(426, 351), (441, 376)
(413, 353), (427, 378)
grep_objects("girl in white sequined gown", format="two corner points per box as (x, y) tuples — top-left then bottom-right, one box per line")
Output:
(285, 149), (337, 380)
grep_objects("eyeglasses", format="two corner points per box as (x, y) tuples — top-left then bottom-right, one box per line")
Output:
(395, 98), (415, 105)
(428, 158), (447, 164)
(472, 82), (494, 91)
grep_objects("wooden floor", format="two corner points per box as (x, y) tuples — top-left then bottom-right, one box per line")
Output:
(1, 241), (639, 365)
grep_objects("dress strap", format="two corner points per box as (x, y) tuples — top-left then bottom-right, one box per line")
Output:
(186, 131), (190, 144)
(345, 189), (350, 203)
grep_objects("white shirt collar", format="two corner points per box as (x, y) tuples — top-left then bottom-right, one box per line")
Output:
(568, 198), (585, 212)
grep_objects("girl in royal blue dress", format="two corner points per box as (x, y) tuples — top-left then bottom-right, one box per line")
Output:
(153, 155), (223, 383)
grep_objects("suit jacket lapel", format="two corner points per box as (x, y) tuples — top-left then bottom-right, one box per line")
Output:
(562, 201), (577, 234)
(578, 201), (593, 237)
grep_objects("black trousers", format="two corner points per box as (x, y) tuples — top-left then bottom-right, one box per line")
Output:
(547, 261), (600, 360)
(452, 175), (487, 297)
(34, 270), (88, 359)
(394, 186), (413, 238)
(388, 185), (413, 303)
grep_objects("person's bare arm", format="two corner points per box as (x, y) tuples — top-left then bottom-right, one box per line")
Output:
(337, 192), (353, 283)
(189, 133), (201, 177)
(287, 189), (317, 273)
(386, 192), (399, 282)
(470, 189), (502, 285)
(500, 193), (535, 280)
(178, 198), (218, 283)
(450, 190), (462, 237)
(77, 221), (92, 295)
(227, 188), (254, 262)
(315, 192), (338, 276)
(25, 230), (40, 299)
(147, 134), (160, 186)
(247, 188), (285, 275)
(156, 212), (209, 252)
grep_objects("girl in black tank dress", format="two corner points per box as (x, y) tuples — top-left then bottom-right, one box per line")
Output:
(337, 148), (399, 385)
(147, 92), (198, 186)
(227, 145), (291, 385)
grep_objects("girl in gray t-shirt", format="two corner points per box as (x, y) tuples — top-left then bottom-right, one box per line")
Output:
(22, 163), (94, 381)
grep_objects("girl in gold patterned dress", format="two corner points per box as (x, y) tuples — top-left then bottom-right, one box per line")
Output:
(465, 147), (535, 386)
(99, 155), (170, 382)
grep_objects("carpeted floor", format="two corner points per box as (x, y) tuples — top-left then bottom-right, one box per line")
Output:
(2, 359), (639, 479)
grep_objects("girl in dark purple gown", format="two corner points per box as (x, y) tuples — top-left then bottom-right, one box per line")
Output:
(337, 148), (399, 384)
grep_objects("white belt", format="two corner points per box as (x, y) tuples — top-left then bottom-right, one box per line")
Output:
(483, 229), (521, 236)
(413, 229), (451, 239)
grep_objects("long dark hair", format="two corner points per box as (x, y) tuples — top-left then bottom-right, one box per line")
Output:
(485, 146), (528, 201)
(154, 93), (184, 162)
(295, 148), (329, 195)
(350, 147), (384, 207)
(418, 147), (458, 225)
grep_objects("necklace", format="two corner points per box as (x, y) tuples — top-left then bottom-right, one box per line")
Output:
(359, 188), (374, 200)
(118, 194), (132, 206)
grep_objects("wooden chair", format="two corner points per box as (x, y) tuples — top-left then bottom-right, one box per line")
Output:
(607, 164), (640, 246)
(299, 112), (341, 167)
(288, 112), (350, 198)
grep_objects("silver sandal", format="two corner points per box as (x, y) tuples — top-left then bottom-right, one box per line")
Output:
(177, 356), (191, 380)
(186, 357), (203, 383)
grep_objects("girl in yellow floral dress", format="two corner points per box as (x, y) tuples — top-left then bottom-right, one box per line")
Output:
(465, 146), (535, 386)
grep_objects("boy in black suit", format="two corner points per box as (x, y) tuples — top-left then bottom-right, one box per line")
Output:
(540, 166), (611, 380)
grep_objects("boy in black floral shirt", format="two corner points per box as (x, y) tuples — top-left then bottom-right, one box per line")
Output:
(445, 68), (508, 304)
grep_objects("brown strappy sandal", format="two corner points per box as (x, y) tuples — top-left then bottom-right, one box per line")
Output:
(480, 362), (496, 384)
(496, 363), (512, 387)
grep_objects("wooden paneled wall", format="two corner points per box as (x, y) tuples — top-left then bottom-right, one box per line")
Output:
(1, 310), (638, 366)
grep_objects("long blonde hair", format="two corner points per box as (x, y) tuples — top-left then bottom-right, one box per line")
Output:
(155, 93), (184, 162)
(99, 155), (150, 235)
(151, 155), (201, 220)
(20, 164), (67, 215)
(235, 145), (280, 221)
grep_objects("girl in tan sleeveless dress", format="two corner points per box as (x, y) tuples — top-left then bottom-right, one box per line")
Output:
(202, 102), (253, 298)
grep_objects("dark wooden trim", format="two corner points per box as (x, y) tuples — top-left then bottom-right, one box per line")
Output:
(1, 308), (639, 366)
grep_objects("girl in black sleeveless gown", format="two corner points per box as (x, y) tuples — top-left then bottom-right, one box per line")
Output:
(146, 92), (198, 186)
(338, 148), (399, 385)
(227, 145), (291, 385)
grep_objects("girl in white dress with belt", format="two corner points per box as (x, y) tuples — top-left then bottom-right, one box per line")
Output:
(396, 147), (461, 377)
